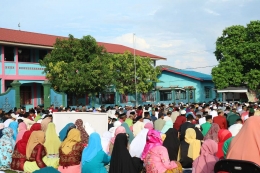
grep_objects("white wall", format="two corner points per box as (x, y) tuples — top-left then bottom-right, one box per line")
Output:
(53, 112), (108, 136)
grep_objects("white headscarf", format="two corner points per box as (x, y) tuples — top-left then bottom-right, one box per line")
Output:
(129, 128), (149, 158)
(101, 131), (112, 153)
(84, 122), (95, 135)
(109, 121), (122, 137)
(228, 123), (243, 136)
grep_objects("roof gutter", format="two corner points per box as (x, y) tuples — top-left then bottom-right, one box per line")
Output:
(0, 41), (53, 49)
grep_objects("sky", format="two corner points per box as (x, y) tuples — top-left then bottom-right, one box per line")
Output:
(1, 0), (259, 74)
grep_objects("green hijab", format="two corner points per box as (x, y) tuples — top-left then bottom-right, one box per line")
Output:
(121, 122), (134, 144)
(222, 137), (234, 158)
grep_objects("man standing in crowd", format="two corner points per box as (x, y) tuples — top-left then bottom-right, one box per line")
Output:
(201, 115), (212, 136)
(213, 110), (227, 129)
(154, 112), (165, 131)
(174, 110), (186, 131)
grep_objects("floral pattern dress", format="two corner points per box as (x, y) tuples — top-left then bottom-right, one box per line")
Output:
(0, 127), (15, 168)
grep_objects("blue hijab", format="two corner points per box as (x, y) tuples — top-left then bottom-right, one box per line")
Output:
(81, 132), (103, 165)
(33, 166), (61, 173)
(59, 123), (74, 141)
(8, 121), (18, 141)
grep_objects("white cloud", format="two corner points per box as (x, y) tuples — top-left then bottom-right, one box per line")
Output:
(204, 8), (220, 16)
(113, 33), (150, 50)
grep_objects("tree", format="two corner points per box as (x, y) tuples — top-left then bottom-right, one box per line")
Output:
(40, 35), (114, 98)
(111, 51), (161, 94)
(212, 20), (260, 91)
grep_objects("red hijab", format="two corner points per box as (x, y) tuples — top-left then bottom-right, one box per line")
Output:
(216, 129), (232, 159)
(16, 123), (41, 155)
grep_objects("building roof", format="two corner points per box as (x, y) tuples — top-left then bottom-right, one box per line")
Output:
(159, 65), (212, 81)
(0, 28), (166, 60)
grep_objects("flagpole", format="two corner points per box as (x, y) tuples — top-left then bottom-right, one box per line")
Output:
(133, 33), (137, 107)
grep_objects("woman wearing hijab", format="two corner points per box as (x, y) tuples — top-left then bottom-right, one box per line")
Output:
(42, 123), (61, 169)
(192, 139), (219, 173)
(121, 122), (134, 143)
(75, 119), (89, 144)
(11, 123), (43, 171)
(16, 122), (27, 142)
(109, 121), (122, 137)
(144, 123), (154, 130)
(144, 146), (182, 173)
(227, 116), (260, 165)
(163, 128), (180, 161)
(23, 131), (47, 173)
(216, 129), (232, 159)
(180, 128), (201, 173)
(85, 122), (95, 136)
(81, 132), (111, 173)
(141, 129), (163, 160)
(161, 121), (174, 134)
(203, 123), (220, 143)
(41, 115), (52, 133)
(222, 137), (234, 159)
(58, 129), (84, 173)
(8, 121), (18, 141)
(109, 126), (126, 155)
(129, 124), (150, 158)
(59, 123), (74, 141)
(109, 133), (138, 173)
(0, 127), (15, 169)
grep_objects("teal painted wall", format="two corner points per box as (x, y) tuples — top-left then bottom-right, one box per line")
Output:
(157, 71), (215, 103)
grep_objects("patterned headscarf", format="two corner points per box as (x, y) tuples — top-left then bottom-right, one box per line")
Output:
(75, 119), (89, 144)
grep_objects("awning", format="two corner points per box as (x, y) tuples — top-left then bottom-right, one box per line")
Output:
(217, 89), (248, 93)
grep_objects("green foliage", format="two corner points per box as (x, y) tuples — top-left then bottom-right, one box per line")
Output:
(212, 20), (260, 90)
(40, 35), (160, 96)
(111, 51), (161, 94)
(40, 35), (114, 96)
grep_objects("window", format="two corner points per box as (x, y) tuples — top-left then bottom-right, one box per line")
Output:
(18, 48), (31, 62)
(205, 87), (211, 98)
(142, 92), (156, 102)
(39, 49), (48, 60)
(4, 46), (14, 61)
(40, 86), (44, 105)
(160, 90), (172, 101)
(175, 90), (180, 100)
(101, 93), (115, 104)
(190, 90), (193, 99)
(181, 91), (186, 99)
(120, 94), (128, 103)
(20, 86), (32, 105)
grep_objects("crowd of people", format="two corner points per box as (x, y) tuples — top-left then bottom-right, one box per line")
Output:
(0, 101), (259, 173)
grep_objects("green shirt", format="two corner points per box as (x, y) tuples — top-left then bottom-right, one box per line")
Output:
(227, 114), (240, 127)
(201, 122), (212, 136)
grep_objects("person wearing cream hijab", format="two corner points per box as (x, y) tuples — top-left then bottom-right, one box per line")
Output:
(227, 116), (260, 165)
(43, 123), (61, 168)
(180, 128), (201, 172)
(58, 129), (84, 173)
(24, 131), (47, 173)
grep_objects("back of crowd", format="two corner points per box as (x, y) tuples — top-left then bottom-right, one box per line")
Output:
(0, 103), (259, 173)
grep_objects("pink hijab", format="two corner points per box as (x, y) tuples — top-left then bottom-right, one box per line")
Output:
(16, 122), (27, 143)
(144, 146), (178, 173)
(203, 123), (220, 143)
(144, 123), (153, 130)
(110, 126), (126, 144)
(192, 139), (219, 173)
(141, 129), (163, 160)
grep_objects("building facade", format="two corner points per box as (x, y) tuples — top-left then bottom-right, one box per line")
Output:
(0, 28), (166, 110)
(0, 28), (218, 111)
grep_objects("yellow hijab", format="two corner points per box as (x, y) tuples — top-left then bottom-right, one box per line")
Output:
(185, 128), (201, 160)
(26, 131), (45, 159)
(44, 123), (61, 155)
(61, 128), (81, 154)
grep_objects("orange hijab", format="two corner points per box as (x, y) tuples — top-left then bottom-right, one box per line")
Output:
(26, 131), (45, 159)
(227, 116), (260, 165)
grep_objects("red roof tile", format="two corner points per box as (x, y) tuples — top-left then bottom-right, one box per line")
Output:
(0, 28), (165, 60)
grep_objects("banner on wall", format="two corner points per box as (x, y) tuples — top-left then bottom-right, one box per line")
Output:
(53, 112), (108, 136)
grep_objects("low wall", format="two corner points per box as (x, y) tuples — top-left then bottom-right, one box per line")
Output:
(53, 112), (108, 136)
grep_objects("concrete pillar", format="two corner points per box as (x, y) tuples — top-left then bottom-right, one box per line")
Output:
(42, 80), (51, 109)
(11, 80), (21, 108)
